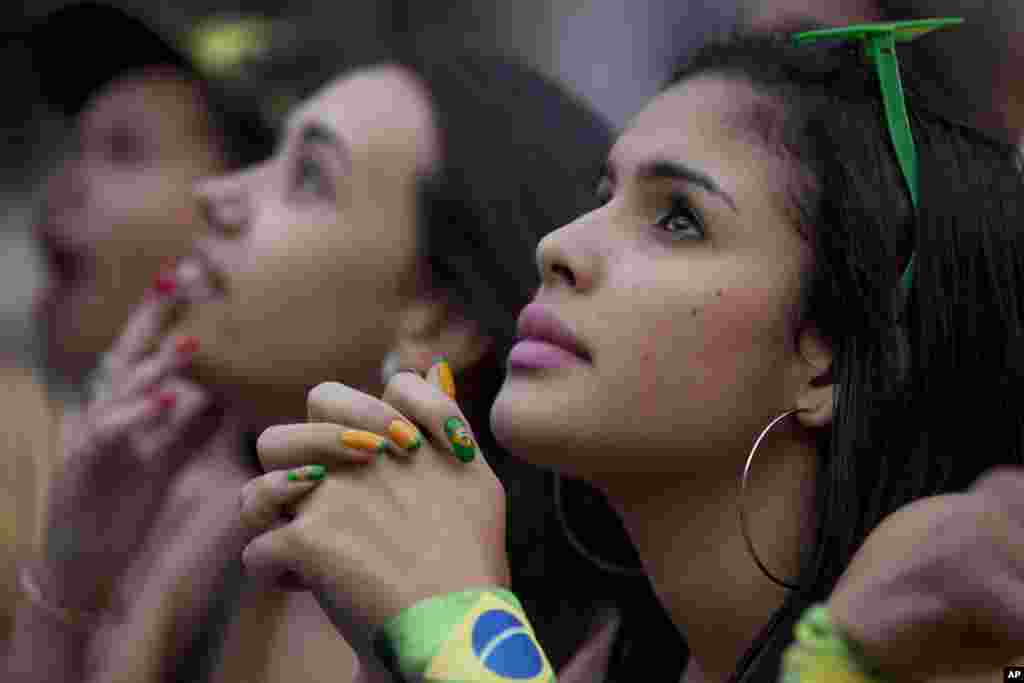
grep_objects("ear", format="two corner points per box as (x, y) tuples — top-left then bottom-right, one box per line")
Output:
(794, 326), (834, 429)
(387, 293), (492, 375)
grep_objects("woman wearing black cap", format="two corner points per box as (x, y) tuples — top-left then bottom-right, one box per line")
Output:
(27, 1), (276, 390)
(2, 0), (276, 649)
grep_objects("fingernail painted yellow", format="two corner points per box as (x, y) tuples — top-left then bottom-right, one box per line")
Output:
(388, 419), (422, 452)
(434, 357), (456, 400)
(341, 429), (388, 454)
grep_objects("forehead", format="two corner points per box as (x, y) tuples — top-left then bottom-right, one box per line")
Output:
(611, 75), (787, 181)
(290, 64), (440, 174)
(79, 70), (207, 132)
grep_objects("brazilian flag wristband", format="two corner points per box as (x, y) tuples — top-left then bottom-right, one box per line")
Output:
(372, 588), (557, 683)
(780, 605), (890, 683)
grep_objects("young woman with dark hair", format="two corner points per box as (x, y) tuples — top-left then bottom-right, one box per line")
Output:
(6, 33), (672, 683)
(236, 26), (1024, 683)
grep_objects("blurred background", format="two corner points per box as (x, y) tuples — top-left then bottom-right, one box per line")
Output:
(3, 0), (1022, 368)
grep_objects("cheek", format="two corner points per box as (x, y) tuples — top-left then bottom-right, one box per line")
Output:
(690, 288), (792, 389)
(634, 289), (788, 410)
(207, 213), (415, 380)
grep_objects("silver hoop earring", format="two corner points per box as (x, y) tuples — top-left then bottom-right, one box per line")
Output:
(739, 409), (803, 591)
(553, 474), (646, 577)
(380, 350), (403, 385)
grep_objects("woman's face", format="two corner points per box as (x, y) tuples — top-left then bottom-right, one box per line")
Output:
(178, 65), (438, 424)
(491, 75), (819, 484)
(34, 70), (224, 383)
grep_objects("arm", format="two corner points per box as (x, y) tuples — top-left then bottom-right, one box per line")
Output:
(4, 594), (91, 683)
(1, 363), (91, 682)
(5, 276), (247, 683)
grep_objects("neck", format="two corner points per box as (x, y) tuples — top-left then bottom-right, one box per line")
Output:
(596, 431), (818, 682)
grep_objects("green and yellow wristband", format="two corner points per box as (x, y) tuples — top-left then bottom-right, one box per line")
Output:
(781, 605), (890, 683)
(373, 588), (556, 683)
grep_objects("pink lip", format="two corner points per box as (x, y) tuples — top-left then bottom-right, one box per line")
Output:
(510, 302), (591, 370)
(508, 339), (587, 369)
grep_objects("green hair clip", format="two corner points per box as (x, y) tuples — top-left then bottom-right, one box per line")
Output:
(792, 17), (963, 296)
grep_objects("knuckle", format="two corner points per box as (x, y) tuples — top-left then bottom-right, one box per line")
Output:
(248, 475), (275, 507)
(308, 381), (342, 404)
(255, 426), (281, 456)
(383, 371), (411, 401)
(307, 382), (343, 418)
(286, 515), (318, 555)
(241, 479), (278, 531)
(239, 479), (259, 512)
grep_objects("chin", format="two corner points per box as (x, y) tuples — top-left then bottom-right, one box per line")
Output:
(190, 356), (306, 427)
(489, 388), (580, 472)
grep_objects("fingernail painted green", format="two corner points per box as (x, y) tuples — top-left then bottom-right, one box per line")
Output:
(288, 465), (326, 482)
(444, 417), (476, 463)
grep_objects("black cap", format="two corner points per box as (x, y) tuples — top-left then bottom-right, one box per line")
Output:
(28, 2), (200, 117)
(26, 2), (289, 167)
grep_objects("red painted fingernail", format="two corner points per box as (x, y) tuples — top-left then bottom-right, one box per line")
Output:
(176, 336), (200, 355)
(155, 391), (177, 411)
(154, 271), (177, 295)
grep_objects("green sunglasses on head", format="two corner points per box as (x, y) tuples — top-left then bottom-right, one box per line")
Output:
(791, 17), (964, 298)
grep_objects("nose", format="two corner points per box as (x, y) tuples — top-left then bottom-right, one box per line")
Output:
(535, 215), (600, 293)
(42, 157), (88, 222)
(195, 172), (249, 237)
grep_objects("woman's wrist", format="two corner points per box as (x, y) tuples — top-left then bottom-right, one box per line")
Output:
(781, 604), (890, 683)
(372, 587), (556, 683)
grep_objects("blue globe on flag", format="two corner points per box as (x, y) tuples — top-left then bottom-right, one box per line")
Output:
(471, 609), (545, 679)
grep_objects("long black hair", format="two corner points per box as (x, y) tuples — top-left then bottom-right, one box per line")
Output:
(639, 27), (1024, 682)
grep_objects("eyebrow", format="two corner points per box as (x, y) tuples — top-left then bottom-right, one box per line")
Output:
(604, 159), (738, 213)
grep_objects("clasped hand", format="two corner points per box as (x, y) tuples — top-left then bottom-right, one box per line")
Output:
(239, 363), (510, 660)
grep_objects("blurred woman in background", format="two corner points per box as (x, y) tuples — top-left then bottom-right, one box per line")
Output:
(0, 0), (276, 657)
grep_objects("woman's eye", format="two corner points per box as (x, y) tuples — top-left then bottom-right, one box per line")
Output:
(654, 197), (705, 240)
(105, 130), (148, 165)
(294, 155), (331, 197)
